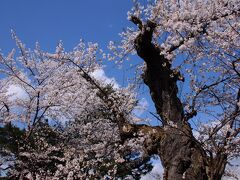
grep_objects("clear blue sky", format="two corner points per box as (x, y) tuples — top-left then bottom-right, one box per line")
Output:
(0, 1), (134, 52)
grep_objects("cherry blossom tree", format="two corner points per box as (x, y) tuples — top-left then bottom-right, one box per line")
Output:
(109, 0), (239, 179)
(0, 0), (240, 179)
(0, 33), (153, 179)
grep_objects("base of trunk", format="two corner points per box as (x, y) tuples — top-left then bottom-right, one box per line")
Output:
(159, 125), (208, 180)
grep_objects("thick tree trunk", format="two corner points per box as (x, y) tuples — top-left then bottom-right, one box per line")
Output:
(159, 127), (208, 180)
(131, 17), (210, 180)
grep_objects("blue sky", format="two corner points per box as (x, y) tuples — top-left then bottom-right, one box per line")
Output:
(0, 0), (133, 52)
(0, 1), (133, 81)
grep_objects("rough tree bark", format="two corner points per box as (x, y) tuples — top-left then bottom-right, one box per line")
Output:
(126, 17), (229, 180)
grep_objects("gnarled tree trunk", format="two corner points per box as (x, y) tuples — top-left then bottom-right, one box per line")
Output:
(130, 17), (212, 180)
